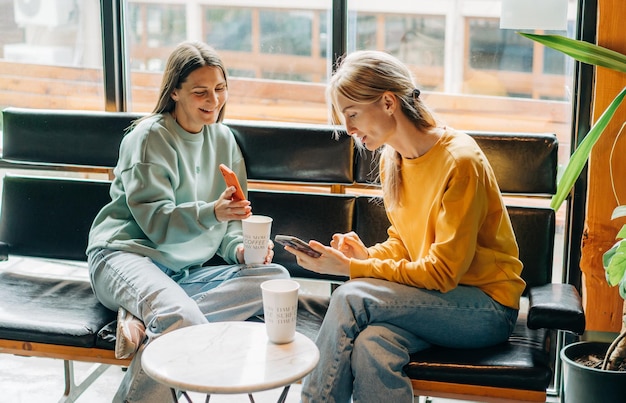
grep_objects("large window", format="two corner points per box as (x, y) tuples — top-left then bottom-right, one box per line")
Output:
(0, 0), (579, 131)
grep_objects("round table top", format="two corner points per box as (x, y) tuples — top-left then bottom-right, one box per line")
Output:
(141, 321), (320, 394)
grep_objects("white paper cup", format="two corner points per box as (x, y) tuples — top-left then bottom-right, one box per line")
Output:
(242, 215), (272, 264)
(261, 279), (300, 344)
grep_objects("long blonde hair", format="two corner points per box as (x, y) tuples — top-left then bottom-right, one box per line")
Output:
(327, 50), (437, 208)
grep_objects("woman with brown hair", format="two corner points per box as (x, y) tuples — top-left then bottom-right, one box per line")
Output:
(87, 41), (287, 402)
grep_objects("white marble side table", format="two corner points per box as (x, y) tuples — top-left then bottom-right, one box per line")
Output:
(141, 321), (320, 403)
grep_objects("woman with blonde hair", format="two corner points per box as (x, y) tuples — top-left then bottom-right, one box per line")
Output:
(87, 41), (288, 402)
(287, 50), (525, 402)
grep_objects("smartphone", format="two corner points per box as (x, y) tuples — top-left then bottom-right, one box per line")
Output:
(219, 164), (246, 201)
(275, 235), (322, 258)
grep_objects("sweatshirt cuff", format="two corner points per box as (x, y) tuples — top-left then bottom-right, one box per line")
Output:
(199, 201), (220, 228)
(349, 258), (371, 279)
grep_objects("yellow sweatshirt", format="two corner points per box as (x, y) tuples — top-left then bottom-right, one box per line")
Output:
(350, 128), (525, 309)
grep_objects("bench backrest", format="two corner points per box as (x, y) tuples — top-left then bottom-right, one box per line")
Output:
(1, 108), (139, 169)
(229, 121), (353, 184)
(1, 108), (354, 184)
(0, 107), (558, 291)
(354, 132), (558, 195)
(0, 175), (112, 261)
(3, 107), (558, 193)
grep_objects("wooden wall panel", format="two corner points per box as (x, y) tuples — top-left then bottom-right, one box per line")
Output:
(580, 0), (626, 332)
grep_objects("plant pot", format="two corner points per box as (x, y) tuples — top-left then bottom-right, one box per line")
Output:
(561, 341), (626, 403)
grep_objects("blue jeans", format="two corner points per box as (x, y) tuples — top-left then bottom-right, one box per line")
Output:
(301, 278), (518, 403)
(88, 248), (289, 403)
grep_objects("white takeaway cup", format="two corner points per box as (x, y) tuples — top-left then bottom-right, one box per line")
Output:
(242, 215), (272, 264)
(261, 279), (300, 344)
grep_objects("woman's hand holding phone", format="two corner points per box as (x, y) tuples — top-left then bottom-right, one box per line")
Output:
(276, 235), (350, 277)
(215, 189), (251, 222)
(275, 235), (321, 258)
(219, 164), (246, 201)
(215, 164), (251, 222)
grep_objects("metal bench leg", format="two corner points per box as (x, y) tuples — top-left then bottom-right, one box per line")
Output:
(58, 360), (111, 403)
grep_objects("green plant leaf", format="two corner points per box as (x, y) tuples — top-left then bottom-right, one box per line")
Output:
(618, 224), (626, 240)
(611, 206), (626, 220)
(603, 240), (626, 293)
(519, 33), (626, 73)
(549, 86), (626, 210)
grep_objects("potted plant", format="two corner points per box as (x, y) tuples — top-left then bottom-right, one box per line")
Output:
(519, 33), (626, 402)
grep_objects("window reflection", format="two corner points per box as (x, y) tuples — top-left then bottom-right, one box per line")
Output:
(469, 19), (533, 73)
(0, 0), (578, 128)
(127, 3), (186, 71)
(203, 7), (329, 83)
(260, 10), (313, 56)
(205, 8), (252, 52)
(388, 16), (445, 68)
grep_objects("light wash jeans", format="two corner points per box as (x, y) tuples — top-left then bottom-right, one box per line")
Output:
(87, 247), (289, 403)
(301, 278), (518, 403)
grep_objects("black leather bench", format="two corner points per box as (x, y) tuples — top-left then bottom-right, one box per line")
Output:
(0, 107), (585, 402)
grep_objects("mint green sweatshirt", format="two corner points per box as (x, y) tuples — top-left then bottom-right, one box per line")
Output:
(87, 113), (247, 271)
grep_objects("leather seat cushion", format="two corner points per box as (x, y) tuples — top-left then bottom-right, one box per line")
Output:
(405, 319), (552, 391)
(0, 262), (116, 348)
